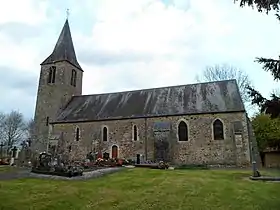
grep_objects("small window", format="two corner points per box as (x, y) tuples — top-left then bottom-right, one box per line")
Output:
(102, 127), (108, 141)
(213, 119), (224, 140)
(133, 125), (138, 141)
(47, 66), (56, 84)
(70, 69), (77, 87)
(178, 121), (188, 141)
(46, 117), (49, 126)
(75, 127), (80, 141)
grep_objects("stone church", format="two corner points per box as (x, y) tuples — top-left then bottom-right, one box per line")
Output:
(33, 19), (252, 166)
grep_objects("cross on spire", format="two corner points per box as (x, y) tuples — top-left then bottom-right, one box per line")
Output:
(66, 9), (70, 20)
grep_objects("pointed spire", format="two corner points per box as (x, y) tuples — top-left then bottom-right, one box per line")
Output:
(41, 19), (82, 70)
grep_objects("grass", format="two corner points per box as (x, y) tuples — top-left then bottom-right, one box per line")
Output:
(0, 169), (279, 210)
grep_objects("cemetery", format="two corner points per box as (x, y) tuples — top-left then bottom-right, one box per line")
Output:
(0, 139), (175, 181)
(0, 137), (279, 209)
(0, 140), (279, 181)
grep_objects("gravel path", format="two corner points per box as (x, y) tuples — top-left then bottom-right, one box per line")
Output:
(29, 167), (125, 180)
(0, 167), (125, 181)
(0, 169), (30, 180)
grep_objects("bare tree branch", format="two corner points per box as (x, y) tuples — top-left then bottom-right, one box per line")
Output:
(196, 64), (252, 104)
(271, 88), (280, 97)
(1, 110), (26, 150)
(0, 112), (5, 143)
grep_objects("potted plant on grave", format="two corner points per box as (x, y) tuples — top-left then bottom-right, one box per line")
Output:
(158, 161), (169, 169)
(105, 158), (117, 167)
(117, 158), (123, 166)
(95, 158), (105, 167)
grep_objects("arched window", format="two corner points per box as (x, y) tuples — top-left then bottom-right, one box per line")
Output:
(178, 121), (188, 141)
(47, 66), (56, 84)
(213, 119), (224, 140)
(133, 125), (138, 141)
(75, 127), (80, 141)
(71, 69), (77, 87)
(102, 126), (108, 141)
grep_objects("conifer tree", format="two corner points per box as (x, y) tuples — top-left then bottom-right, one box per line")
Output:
(235, 0), (280, 118)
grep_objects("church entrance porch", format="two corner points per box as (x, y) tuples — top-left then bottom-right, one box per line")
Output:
(112, 145), (118, 159)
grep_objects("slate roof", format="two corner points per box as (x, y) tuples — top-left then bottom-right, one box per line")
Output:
(41, 19), (82, 70)
(53, 79), (245, 123)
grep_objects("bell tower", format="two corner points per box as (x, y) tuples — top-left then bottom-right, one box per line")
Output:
(33, 19), (83, 153)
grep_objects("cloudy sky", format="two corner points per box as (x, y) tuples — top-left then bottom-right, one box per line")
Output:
(0, 0), (279, 119)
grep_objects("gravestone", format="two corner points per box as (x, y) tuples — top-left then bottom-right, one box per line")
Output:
(153, 122), (171, 162)
(10, 146), (17, 165)
(18, 141), (32, 167)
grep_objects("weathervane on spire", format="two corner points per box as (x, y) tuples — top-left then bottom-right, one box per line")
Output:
(66, 9), (70, 20)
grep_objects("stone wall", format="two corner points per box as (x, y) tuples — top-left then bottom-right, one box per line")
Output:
(51, 111), (251, 166)
(264, 152), (280, 168)
(33, 61), (83, 153)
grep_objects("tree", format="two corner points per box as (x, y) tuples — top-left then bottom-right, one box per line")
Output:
(1, 110), (26, 151)
(195, 64), (252, 104)
(234, 0), (280, 13)
(251, 112), (280, 165)
(252, 113), (280, 151)
(0, 112), (5, 143)
(234, 0), (280, 118)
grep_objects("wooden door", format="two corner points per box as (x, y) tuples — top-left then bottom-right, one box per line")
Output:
(112, 145), (118, 159)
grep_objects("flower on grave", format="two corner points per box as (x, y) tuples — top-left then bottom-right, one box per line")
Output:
(96, 158), (104, 162)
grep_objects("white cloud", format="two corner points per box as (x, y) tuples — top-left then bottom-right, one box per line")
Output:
(0, 0), (48, 25)
(0, 34), (41, 71)
(84, 2), (194, 55)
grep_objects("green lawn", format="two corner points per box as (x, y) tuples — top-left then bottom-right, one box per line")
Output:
(0, 168), (279, 210)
